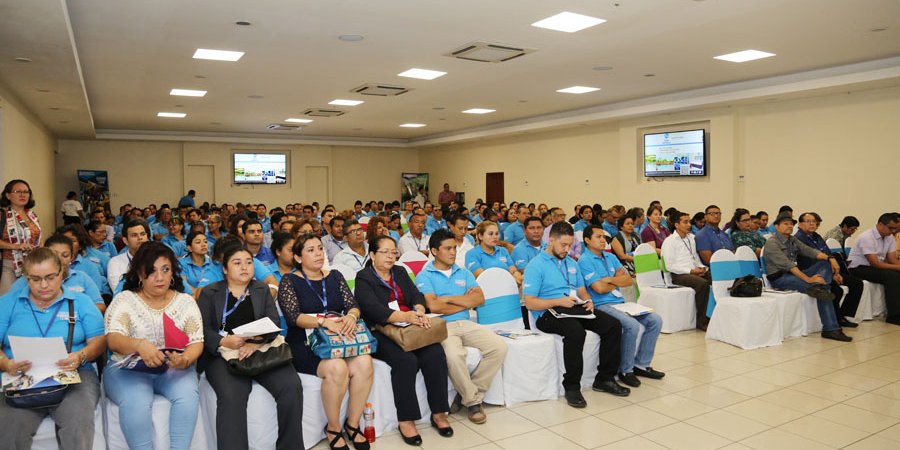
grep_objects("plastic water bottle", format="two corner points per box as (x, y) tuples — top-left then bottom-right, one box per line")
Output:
(363, 403), (376, 443)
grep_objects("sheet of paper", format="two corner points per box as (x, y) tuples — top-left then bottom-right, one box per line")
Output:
(610, 303), (654, 316)
(231, 317), (282, 337)
(8, 336), (69, 382)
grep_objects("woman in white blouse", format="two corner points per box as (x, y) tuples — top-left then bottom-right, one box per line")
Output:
(104, 241), (204, 450)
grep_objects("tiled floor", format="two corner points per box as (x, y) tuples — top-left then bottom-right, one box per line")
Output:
(313, 320), (900, 449)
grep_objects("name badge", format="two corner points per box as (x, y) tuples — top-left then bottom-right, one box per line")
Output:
(499, 257), (507, 263)
(568, 267), (577, 274)
(454, 279), (466, 287)
(611, 290), (624, 298)
(218, 330), (228, 337)
(57, 312), (77, 321)
(569, 289), (578, 298)
(388, 300), (400, 311)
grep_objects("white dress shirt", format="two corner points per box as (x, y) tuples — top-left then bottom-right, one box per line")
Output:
(107, 252), (132, 292)
(398, 232), (430, 256)
(661, 232), (705, 275)
(332, 244), (370, 272)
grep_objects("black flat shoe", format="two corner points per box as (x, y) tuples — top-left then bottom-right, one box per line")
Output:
(564, 390), (587, 408)
(618, 372), (641, 387)
(633, 366), (666, 379)
(430, 416), (454, 437)
(592, 379), (631, 397)
(343, 420), (370, 450)
(838, 318), (859, 328)
(324, 427), (349, 450)
(398, 426), (422, 446)
(822, 330), (853, 342)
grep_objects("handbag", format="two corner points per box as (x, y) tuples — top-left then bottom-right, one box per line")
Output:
(729, 275), (763, 297)
(5, 299), (74, 409)
(218, 335), (293, 377)
(374, 316), (447, 352)
(309, 312), (377, 359)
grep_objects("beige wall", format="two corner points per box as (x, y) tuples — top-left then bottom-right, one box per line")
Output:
(0, 81), (57, 231)
(55, 139), (418, 212)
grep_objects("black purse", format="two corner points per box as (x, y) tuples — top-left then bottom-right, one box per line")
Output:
(219, 335), (293, 377)
(5, 299), (75, 409)
(729, 275), (763, 297)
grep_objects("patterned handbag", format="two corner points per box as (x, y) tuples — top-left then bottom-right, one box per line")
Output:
(309, 312), (377, 359)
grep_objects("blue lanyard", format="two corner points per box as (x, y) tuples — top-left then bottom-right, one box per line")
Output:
(188, 260), (208, 286)
(221, 286), (250, 330)
(597, 253), (613, 276)
(350, 251), (368, 267)
(556, 259), (574, 289)
(372, 267), (400, 301)
(29, 299), (65, 338)
(300, 268), (328, 309)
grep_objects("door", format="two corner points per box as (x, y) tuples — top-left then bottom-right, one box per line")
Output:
(185, 165), (215, 205)
(486, 172), (504, 205)
(305, 166), (329, 204)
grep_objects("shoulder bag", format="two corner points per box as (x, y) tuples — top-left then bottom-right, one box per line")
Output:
(218, 335), (293, 377)
(309, 312), (377, 359)
(374, 316), (447, 352)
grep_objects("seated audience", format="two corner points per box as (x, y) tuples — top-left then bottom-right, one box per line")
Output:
(610, 212), (642, 275)
(243, 220), (275, 267)
(640, 204), (670, 254)
(502, 205), (530, 245)
(695, 205), (734, 265)
(573, 205), (593, 232)
(205, 214), (226, 255)
(333, 219), (369, 271)
(398, 213), (430, 257)
(107, 219), (150, 294)
(448, 214), (475, 267)
(180, 231), (223, 297)
(602, 205), (625, 237)
(161, 216), (187, 257)
(690, 212), (706, 235)
(847, 212), (900, 325)
(270, 231), (297, 282)
(661, 212), (711, 331)
(365, 216), (388, 242)
(424, 206), (447, 235)
(729, 208), (766, 255)
(512, 216), (547, 271)
(466, 221), (523, 284)
(824, 216), (860, 255)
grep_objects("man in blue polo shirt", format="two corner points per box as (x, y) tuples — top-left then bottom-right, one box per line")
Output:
(512, 216), (546, 271)
(578, 225), (664, 388)
(695, 204), (734, 265)
(503, 205), (529, 245)
(418, 229), (507, 425)
(524, 221), (628, 409)
(242, 219), (275, 267)
(425, 206), (448, 235)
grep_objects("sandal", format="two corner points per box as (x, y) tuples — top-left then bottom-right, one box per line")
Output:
(324, 427), (348, 450)
(343, 420), (371, 450)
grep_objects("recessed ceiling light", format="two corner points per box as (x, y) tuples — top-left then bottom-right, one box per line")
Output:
(531, 12), (606, 33)
(235, 20), (251, 26)
(556, 86), (600, 94)
(170, 89), (207, 97)
(398, 68), (447, 80)
(592, 66), (613, 71)
(157, 112), (186, 118)
(174, 104), (184, 108)
(14, 57), (32, 63)
(713, 49), (775, 63)
(339, 34), (364, 42)
(285, 118), (313, 123)
(192, 48), (244, 62)
(328, 99), (364, 106)
(462, 108), (495, 114)
(400, 123), (426, 128)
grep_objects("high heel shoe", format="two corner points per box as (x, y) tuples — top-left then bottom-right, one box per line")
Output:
(343, 420), (371, 450)
(324, 427), (348, 450)
(430, 416), (454, 437)
(398, 425), (422, 446)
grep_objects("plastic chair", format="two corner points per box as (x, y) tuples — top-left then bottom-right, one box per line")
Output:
(632, 243), (696, 333)
(330, 263), (358, 293)
(398, 251), (429, 276)
(759, 246), (821, 336)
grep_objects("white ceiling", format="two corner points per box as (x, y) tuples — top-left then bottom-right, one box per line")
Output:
(2, 0), (899, 144)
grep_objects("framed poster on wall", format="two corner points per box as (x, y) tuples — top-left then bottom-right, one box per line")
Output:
(401, 173), (429, 206)
(77, 170), (110, 214)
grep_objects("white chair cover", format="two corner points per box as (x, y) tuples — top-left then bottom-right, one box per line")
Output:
(527, 313), (600, 394)
(330, 263), (358, 293)
(105, 394), (210, 450)
(633, 243), (696, 333)
(856, 281), (887, 321)
(758, 246), (820, 336)
(33, 403), (105, 450)
(476, 268), (558, 406)
(358, 216), (370, 232)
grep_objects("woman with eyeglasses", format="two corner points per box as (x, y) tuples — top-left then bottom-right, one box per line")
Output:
(0, 248), (107, 449)
(162, 216), (187, 258)
(355, 235), (452, 446)
(206, 214), (226, 256)
(729, 208), (765, 256)
(0, 179), (43, 295)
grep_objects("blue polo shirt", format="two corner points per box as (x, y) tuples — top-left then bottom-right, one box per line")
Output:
(465, 245), (513, 274)
(523, 251), (584, 320)
(695, 224), (735, 254)
(162, 235), (187, 257)
(0, 290), (105, 367)
(573, 219), (591, 233)
(151, 221), (169, 238)
(271, 267), (297, 283)
(512, 240), (546, 271)
(602, 222), (619, 237)
(425, 216), (447, 235)
(415, 262), (478, 323)
(260, 217), (271, 233)
(179, 255), (223, 292)
(252, 246), (276, 266)
(6, 270), (103, 305)
(89, 242), (117, 261)
(503, 221), (525, 245)
(577, 250), (625, 307)
(206, 232), (226, 256)
(71, 253), (109, 295)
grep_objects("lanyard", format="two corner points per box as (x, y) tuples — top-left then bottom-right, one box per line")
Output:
(221, 285), (250, 330)
(372, 268), (401, 301)
(188, 260), (208, 286)
(681, 235), (701, 266)
(300, 268), (328, 309)
(556, 258), (574, 289)
(350, 251), (369, 267)
(597, 253), (613, 276)
(29, 299), (65, 338)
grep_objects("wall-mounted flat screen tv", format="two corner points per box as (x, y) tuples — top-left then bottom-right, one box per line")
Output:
(643, 129), (706, 177)
(233, 153), (287, 184)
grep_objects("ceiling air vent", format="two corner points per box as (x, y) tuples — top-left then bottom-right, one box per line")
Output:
(352, 83), (411, 96)
(266, 123), (301, 131)
(302, 108), (346, 117)
(446, 41), (536, 63)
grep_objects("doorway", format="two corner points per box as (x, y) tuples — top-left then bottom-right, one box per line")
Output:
(486, 172), (504, 205)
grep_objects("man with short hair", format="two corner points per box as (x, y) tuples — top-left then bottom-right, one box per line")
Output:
(602, 205), (625, 237)
(178, 189), (196, 208)
(332, 219), (369, 271)
(824, 216), (860, 253)
(512, 216), (546, 271)
(449, 214), (475, 267)
(661, 212), (712, 331)
(322, 216), (347, 263)
(543, 207), (582, 259)
(695, 205), (735, 265)
(320, 209), (336, 236)
(151, 207), (172, 241)
(764, 212), (851, 341)
(847, 212), (900, 325)
(425, 206), (447, 235)
(107, 218), (150, 293)
(302, 205), (314, 221)
(524, 221), (629, 408)
(243, 220), (275, 266)
(503, 206), (530, 245)
(398, 213), (430, 257)
(437, 183), (455, 208)
(418, 229), (507, 424)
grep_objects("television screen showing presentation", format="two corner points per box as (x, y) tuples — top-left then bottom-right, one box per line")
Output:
(643, 129), (706, 177)
(233, 153), (287, 184)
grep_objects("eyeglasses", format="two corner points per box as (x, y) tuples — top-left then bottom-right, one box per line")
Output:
(10, 190), (31, 195)
(707, 212), (721, 216)
(27, 271), (61, 284)
(348, 228), (365, 234)
(375, 249), (399, 257)
(739, 218), (752, 223)
(800, 220), (819, 224)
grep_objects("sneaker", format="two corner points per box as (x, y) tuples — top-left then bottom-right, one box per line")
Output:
(449, 393), (462, 414)
(467, 404), (486, 424)
(618, 372), (641, 388)
(592, 379), (630, 397)
(633, 367), (666, 379)
(822, 330), (852, 342)
(564, 390), (587, 408)
(806, 285), (835, 301)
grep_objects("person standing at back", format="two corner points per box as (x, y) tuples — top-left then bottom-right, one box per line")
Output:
(60, 191), (85, 225)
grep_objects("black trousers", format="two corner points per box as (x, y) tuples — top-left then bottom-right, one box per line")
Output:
(850, 266), (900, 324)
(63, 215), (81, 225)
(535, 310), (622, 392)
(372, 332), (449, 421)
(205, 357), (304, 450)
(671, 272), (712, 325)
(835, 268), (864, 318)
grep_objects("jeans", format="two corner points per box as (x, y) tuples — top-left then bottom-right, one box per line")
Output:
(103, 364), (200, 450)
(770, 260), (840, 332)
(597, 304), (662, 374)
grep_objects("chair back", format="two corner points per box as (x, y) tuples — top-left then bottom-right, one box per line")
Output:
(394, 261), (416, 283)
(398, 250), (429, 276)
(358, 216), (370, 232)
(475, 268), (523, 329)
(330, 263), (358, 293)
(633, 243), (664, 289)
(825, 238), (848, 258)
(708, 249), (748, 314)
(734, 245), (761, 277)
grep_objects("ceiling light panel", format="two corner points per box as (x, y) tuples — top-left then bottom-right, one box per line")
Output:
(169, 89), (207, 97)
(462, 108), (495, 114)
(328, 99), (364, 106)
(285, 118), (313, 123)
(556, 86), (600, 94)
(713, 49), (775, 63)
(398, 68), (447, 80)
(532, 12), (606, 33)
(157, 112), (186, 118)
(192, 48), (244, 61)
(400, 123), (426, 128)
